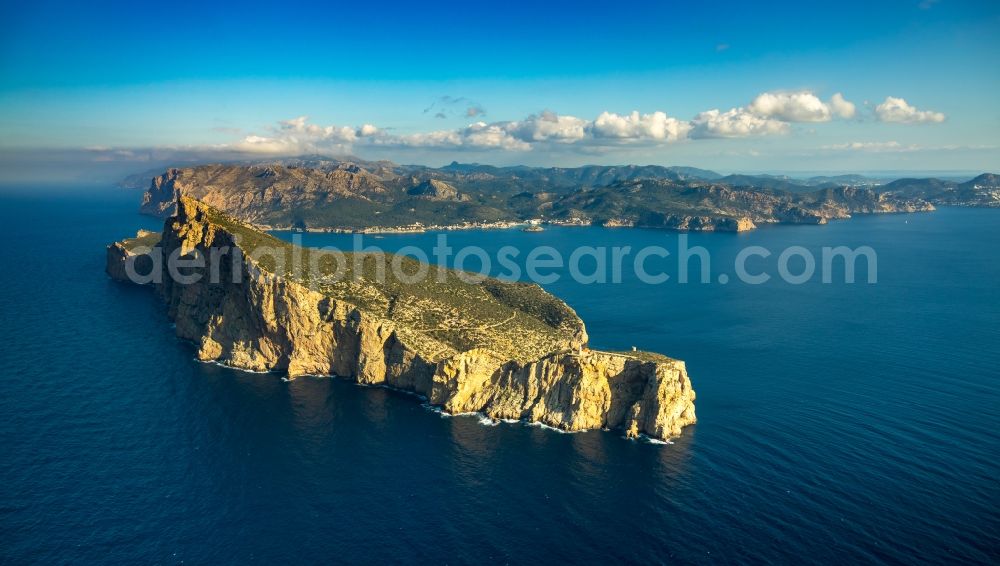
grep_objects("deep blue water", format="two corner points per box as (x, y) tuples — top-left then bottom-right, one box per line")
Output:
(1, 187), (998, 564)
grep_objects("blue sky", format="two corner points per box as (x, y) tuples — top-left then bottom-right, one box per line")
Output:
(1, 0), (998, 181)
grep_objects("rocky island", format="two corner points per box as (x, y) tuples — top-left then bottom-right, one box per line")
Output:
(108, 196), (697, 440)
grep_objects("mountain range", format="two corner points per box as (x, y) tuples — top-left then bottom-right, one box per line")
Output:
(130, 157), (997, 232)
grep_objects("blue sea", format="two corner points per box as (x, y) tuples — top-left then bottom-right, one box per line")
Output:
(1, 186), (998, 564)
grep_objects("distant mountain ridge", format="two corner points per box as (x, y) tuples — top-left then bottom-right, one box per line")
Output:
(135, 159), (971, 233)
(121, 155), (993, 196)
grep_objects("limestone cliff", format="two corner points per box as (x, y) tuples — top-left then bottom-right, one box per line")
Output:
(106, 229), (160, 282)
(109, 197), (696, 440)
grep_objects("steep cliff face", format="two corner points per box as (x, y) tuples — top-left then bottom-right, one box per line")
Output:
(139, 163), (393, 223)
(109, 197), (696, 440)
(106, 229), (161, 282)
(806, 186), (936, 215)
(140, 169), (182, 217)
(432, 349), (695, 438)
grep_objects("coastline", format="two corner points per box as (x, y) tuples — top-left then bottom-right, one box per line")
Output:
(260, 207), (947, 236)
(262, 218), (591, 234)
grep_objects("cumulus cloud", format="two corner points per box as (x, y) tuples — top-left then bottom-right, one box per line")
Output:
(747, 91), (856, 122)
(749, 91), (831, 122)
(232, 134), (313, 154)
(829, 93), (856, 119)
(691, 108), (789, 138)
(222, 110), (694, 155)
(590, 111), (692, 141)
(502, 111), (588, 143)
(874, 97), (946, 123)
(684, 90), (856, 140)
(379, 111), (588, 150)
(98, 89), (938, 160)
(387, 122), (531, 151)
(224, 100), (812, 155)
(276, 115), (367, 143)
(227, 116), (381, 154)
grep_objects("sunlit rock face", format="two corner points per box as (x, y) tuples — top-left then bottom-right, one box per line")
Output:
(108, 197), (697, 441)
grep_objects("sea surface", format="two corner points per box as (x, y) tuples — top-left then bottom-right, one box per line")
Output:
(1, 186), (998, 564)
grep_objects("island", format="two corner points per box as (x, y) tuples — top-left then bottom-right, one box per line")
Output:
(107, 196), (697, 441)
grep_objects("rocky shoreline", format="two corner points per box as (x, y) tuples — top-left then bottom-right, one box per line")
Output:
(108, 197), (697, 440)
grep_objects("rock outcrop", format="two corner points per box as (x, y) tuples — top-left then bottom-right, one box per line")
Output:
(406, 179), (468, 201)
(139, 163), (391, 223)
(106, 229), (160, 282)
(109, 197), (696, 440)
(637, 213), (758, 232)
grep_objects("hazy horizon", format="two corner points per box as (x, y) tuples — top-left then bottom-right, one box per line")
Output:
(0, 150), (995, 187)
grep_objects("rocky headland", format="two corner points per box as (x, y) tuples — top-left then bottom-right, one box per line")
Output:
(108, 196), (697, 440)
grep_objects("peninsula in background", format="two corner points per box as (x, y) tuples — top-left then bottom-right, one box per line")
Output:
(131, 157), (998, 233)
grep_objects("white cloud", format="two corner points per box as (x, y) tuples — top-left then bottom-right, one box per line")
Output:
(383, 129), (461, 148)
(502, 111), (588, 143)
(829, 93), (856, 119)
(373, 110), (691, 151)
(232, 135), (311, 154)
(376, 122), (530, 151)
(463, 122), (533, 149)
(684, 91), (857, 140)
(747, 91), (857, 122)
(691, 108), (790, 138)
(103, 89), (939, 160)
(589, 111), (692, 141)
(749, 91), (831, 122)
(874, 97), (945, 123)
(228, 117), (381, 154)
